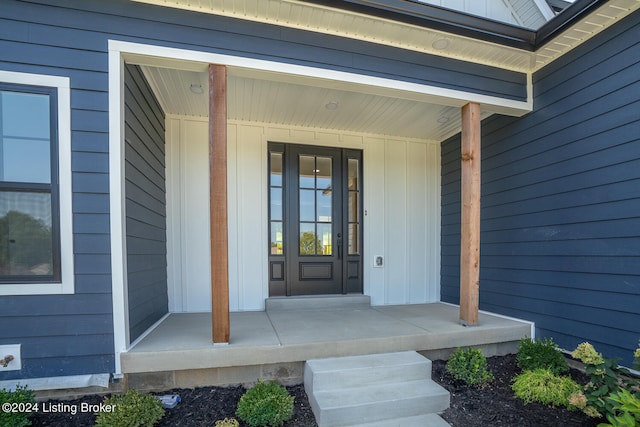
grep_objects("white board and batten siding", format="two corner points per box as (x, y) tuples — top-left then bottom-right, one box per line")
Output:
(166, 116), (441, 312)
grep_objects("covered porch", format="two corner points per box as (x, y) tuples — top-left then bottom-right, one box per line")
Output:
(121, 301), (531, 390)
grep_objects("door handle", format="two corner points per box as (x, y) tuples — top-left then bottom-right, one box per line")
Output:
(337, 233), (342, 260)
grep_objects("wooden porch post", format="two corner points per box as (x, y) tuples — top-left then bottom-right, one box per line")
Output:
(209, 64), (230, 343)
(460, 102), (481, 326)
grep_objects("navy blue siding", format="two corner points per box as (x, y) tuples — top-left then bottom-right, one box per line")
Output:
(441, 10), (640, 365)
(124, 64), (168, 343)
(0, 0), (526, 101)
(0, 0), (530, 379)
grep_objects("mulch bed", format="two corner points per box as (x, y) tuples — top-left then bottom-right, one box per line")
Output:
(30, 354), (603, 426)
(432, 353), (602, 427)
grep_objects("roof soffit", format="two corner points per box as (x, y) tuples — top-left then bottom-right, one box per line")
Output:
(131, 0), (639, 72)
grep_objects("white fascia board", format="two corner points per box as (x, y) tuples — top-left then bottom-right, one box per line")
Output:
(112, 40), (532, 116)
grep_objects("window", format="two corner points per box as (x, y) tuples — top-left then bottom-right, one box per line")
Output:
(0, 71), (73, 295)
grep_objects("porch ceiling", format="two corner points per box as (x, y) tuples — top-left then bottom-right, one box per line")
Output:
(141, 65), (492, 141)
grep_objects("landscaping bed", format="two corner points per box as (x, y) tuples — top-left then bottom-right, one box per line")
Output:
(28, 353), (609, 426)
(432, 353), (601, 427)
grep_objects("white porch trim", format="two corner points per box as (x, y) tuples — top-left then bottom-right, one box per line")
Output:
(108, 39), (532, 375)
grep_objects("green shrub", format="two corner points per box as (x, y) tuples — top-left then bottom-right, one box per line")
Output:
(0, 385), (36, 427)
(599, 388), (640, 427)
(94, 389), (165, 427)
(445, 348), (494, 386)
(512, 369), (581, 407)
(236, 381), (294, 427)
(517, 337), (569, 374)
(633, 341), (640, 371)
(571, 342), (640, 420)
(215, 418), (240, 427)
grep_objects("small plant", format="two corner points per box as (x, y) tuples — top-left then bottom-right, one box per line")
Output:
(215, 418), (240, 427)
(236, 381), (294, 427)
(445, 347), (494, 386)
(0, 385), (36, 427)
(633, 341), (640, 371)
(512, 368), (581, 407)
(571, 342), (640, 421)
(94, 389), (165, 427)
(517, 337), (569, 374)
(599, 388), (640, 427)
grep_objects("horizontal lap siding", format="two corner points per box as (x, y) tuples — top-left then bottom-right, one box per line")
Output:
(0, 3), (114, 378)
(0, 0), (525, 380)
(0, 0), (526, 101)
(441, 10), (640, 365)
(124, 64), (168, 343)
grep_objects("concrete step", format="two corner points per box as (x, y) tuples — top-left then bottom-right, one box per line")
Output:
(350, 413), (451, 427)
(305, 351), (450, 427)
(305, 351), (432, 390)
(265, 295), (370, 311)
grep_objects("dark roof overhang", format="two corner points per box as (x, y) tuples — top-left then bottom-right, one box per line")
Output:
(299, 0), (612, 51)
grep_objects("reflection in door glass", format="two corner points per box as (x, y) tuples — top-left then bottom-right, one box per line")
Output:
(317, 189), (332, 222)
(348, 158), (358, 190)
(298, 155), (333, 256)
(316, 157), (332, 189)
(348, 157), (360, 255)
(317, 223), (332, 255)
(299, 223), (319, 255)
(271, 221), (283, 255)
(269, 152), (284, 254)
(299, 156), (315, 188)
(299, 189), (315, 222)
(270, 188), (282, 221)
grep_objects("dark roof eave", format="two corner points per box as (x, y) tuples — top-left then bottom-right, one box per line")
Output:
(300, 0), (537, 50)
(535, 0), (611, 48)
(299, 0), (612, 52)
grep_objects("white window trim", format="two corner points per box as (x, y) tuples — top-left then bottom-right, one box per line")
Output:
(0, 70), (74, 296)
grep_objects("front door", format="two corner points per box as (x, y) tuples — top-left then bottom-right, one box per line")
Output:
(268, 143), (362, 296)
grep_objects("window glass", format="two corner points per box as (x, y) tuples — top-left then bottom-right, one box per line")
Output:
(0, 85), (58, 284)
(1, 91), (51, 183)
(0, 192), (53, 276)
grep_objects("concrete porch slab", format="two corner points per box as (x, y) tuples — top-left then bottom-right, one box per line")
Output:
(120, 303), (532, 388)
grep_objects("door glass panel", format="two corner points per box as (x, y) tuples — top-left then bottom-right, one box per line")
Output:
(270, 188), (282, 221)
(298, 155), (333, 256)
(270, 152), (283, 186)
(348, 223), (358, 255)
(317, 223), (332, 255)
(271, 222), (284, 255)
(299, 223), (318, 255)
(317, 190), (331, 222)
(348, 158), (359, 190)
(316, 157), (332, 189)
(269, 151), (284, 255)
(347, 157), (360, 255)
(348, 192), (358, 222)
(299, 189), (315, 222)
(299, 156), (315, 188)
